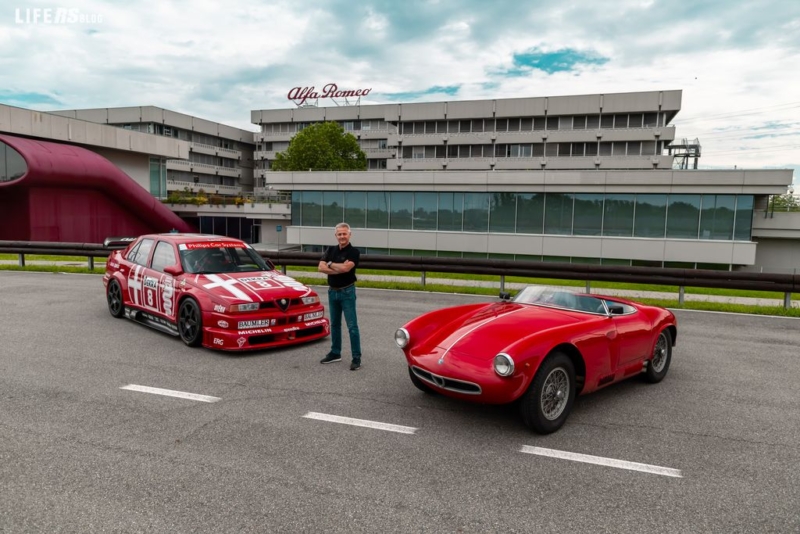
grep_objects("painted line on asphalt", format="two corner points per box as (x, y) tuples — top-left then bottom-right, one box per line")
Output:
(520, 446), (683, 478)
(303, 412), (417, 434)
(120, 384), (221, 403)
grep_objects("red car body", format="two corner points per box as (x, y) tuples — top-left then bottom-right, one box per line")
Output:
(395, 286), (677, 433)
(102, 233), (329, 351)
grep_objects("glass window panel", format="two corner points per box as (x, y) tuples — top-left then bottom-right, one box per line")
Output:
(520, 118), (533, 131)
(627, 141), (641, 156)
(291, 191), (302, 226)
(545, 143), (558, 157)
(460, 120), (471, 133)
(496, 118), (508, 132)
(485, 118), (495, 132)
(641, 141), (656, 155)
(436, 121), (447, 133)
(463, 193), (489, 232)
(544, 193), (574, 235)
(546, 117), (559, 130)
(516, 254), (543, 262)
(634, 194), (667, 238)
(573, 116), (587, 129)
(438, 192), (463, 231)
(599, 142), (612, 155)
(600, 115), (614, 129)
(666, 194), (701, 239)
(448, 121), (459, 133)
(587, 115), (600, 129)
(413, 192), (437, 230)
(507, 118), (520, 132)
(700, 194), (736, 240)
(628, 114), (643, 128)
(489, 193), (517, 233)
(734, 195), (754, 241)
(516, 193), (544, 234)
(585, 142), (598, 156)
(447, 145), (459, 158)
(614, 114), (628, 128)
(612, 142), (626, 156)
(435, 145), (446, 158)
(558, 143), (571, 156)
(437, 250), (462, 258)
(573, 194), (604, 235)
(532, 144), (544, 157)
(561, 116), (573, 130)
(601, 258), (632, 266)
(603, 194), (635, 236)
(390, 248), (413, 256)
(344, 191), (366, 228)
(301, 191), (322, 226)
(643, 112), (658, 127)
(366, 192), (389, 228)
(472, 119), (484, 132)
(533, 117), (546, 130)
(389, 192), (413, 229)
(322, 191), (344, 228)
(425, 121), (436, 133)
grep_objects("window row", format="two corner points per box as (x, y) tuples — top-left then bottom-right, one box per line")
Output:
(299, 245), (733, 270)
(401, 141), (667, 159)
(117, 123), (240, 149)
(291, 191), (754, 241)
(261, 120), (390, 134)
(398, 113), (666, 135)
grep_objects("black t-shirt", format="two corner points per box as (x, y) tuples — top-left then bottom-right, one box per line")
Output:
(321, 243), (359, 288)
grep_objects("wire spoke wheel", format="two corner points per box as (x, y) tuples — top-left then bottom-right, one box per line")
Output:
(540, 368), (570, 421)
(651, 332), (668, 373)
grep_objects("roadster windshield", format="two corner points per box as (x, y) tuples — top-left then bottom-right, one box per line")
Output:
(512, 286), (608, 314)
(179, 244), (274, 274)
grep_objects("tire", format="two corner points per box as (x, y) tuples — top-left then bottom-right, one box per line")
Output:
(107, 279), (125, 318)
(520, 352), (576, 434)
(643, 329), (672, 383)
(408, 367), (436, 395)
(178, 298), (203, 347)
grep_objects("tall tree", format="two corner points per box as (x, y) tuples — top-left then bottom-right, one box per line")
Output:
(271, 122), (367, 171)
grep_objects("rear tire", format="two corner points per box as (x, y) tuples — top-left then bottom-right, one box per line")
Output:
(643, 329), (672, 383)
(520, 352), (576, 434)
(408, 367), (436, 395)
(107, 279), (125, 318)
(178, 298), (203, 347)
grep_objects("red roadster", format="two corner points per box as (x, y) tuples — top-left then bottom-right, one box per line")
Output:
(102, 234), (329, 351)
(394, 286), (677, 434)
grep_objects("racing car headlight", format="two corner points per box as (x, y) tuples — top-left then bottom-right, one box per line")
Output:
(231, 302), (259, 312)
(493, 353), (515, 377)
(394, 328), (410, 348)
(301, 296), (319, 305)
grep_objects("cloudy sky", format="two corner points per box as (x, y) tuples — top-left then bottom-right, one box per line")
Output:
(2, 0), (798, 185)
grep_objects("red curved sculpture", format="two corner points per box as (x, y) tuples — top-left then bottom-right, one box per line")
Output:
(0, 134), (193, 242)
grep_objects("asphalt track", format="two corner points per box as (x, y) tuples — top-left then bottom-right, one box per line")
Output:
(1, 271), (798, 533)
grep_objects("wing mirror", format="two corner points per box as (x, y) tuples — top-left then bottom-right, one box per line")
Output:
(164, 264), (183, 276)
(608, 304), (625, 315)
(499, 291), (512, 301)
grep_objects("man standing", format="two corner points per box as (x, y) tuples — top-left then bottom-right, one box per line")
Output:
(318, 222), (362, 370)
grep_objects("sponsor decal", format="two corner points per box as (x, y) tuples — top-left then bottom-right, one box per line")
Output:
(213, 304), (226, 313)
(303, 311), (324, 321)
(162, 277), (174, 317)
(180, 279), (186, 289)
(185, 242), (242, 250)
(304, 319), (327, 327)
(237, 337), (246, 348)
(213, 338), (224, 346)
(144, 277), (158, 290)
(284, 327), (299, 332)
(271, 274), (308, 292)
(109, 261), (119, 269)
(217, 320), (229, 328)
(203, 275), (253, 302)
(238, 319), (275, 329)
(288, 83), (371, 106)
(238, 328), (272, 335)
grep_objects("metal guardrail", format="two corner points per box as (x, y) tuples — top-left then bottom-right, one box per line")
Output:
(1, 240), (797, 308)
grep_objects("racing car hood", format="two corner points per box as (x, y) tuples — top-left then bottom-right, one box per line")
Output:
(182, 270), (313, 302)
(429, 302), (582, 361)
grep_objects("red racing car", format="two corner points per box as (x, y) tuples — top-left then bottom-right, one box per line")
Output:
(394, 286), (677, 434)
(102, 234), (329, 351)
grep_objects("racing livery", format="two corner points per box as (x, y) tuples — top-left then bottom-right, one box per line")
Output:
(102, 233), (329, 351)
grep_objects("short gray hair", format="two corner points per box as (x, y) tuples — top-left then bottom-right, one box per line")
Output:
(335, 222), (351, 231)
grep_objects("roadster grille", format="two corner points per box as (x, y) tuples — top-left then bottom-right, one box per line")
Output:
(411, 366), (482, 395)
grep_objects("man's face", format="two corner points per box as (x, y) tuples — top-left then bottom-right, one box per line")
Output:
(335, 228), (351, 247)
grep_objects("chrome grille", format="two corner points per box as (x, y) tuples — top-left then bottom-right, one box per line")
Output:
(411, 366), (482, 395)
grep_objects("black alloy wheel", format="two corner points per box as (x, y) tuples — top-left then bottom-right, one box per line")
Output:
(107, 279), (125, 318)
(178, 298), (203, 347)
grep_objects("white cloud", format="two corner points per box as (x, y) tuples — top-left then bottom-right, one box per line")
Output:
(0, 0), (797, 182)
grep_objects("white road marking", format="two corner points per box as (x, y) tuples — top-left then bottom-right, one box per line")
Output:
(303, 412), (417, 434)
(520, 446), (683, 478)
(120, 384), (221, 403)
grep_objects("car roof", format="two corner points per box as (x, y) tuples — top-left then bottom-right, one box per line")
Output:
(141, 233), (246, 246)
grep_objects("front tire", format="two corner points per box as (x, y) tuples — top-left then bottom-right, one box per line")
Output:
(643, 329), (672, 383)
(178, 298), (203, 347)
(107, 279), (125, 318)
(520, 352), (576, 434)
(408, 367), (436, 395)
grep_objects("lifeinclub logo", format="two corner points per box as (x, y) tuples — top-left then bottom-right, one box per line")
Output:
(14, 7), (103, 24)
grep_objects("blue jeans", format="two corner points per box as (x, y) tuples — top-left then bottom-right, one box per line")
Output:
(328, 285), (361, 362)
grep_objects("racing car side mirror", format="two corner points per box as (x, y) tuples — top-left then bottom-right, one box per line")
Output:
(499, 291), (512, 301)
(164, 264), (183, 276)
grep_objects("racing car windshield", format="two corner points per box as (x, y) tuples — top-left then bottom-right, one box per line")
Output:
(512, 286), (608, 314)
(179, 244), (275, 274)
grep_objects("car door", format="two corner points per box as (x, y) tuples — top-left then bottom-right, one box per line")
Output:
(611, 306), (654, 365)
(144, 240), (179, 321)
(125, 238), (155, 310)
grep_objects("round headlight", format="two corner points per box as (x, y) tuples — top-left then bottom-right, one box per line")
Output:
(493, 353), (515, 377)
(394, 328), (410, 348)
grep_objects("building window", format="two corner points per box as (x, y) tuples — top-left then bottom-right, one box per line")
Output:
(344, 191), (366, 228)
(389, 192), (413, 229)
(634, 194), (667, 238)
(463, 193), (489, 232)
(699, 194), (736, 240)
(438, 192), (464, 231)
(666, 194), (701, 239)
(413, 192), (438, 230)
(544, 193), (574, 235)
(516, 193), (545, 234)
(603, 194), (635, 236)
(573, 194), (604, 236)
(366, 191), (389, 228)
(0, 141), (28, 183)
(489, 193), (517, 233)
(734, 195), (754, 241)
(322, 192), (344, 228)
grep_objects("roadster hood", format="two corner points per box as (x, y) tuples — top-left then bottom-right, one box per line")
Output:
(430, 303), (582, 361)
(185, 271), (312, 302)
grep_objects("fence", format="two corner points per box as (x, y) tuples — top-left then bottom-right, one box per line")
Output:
(1, 240), (797, 309)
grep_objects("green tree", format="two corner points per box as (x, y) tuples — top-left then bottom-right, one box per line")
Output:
(769, 191), (800, 212)
(271, 122), (367, 171)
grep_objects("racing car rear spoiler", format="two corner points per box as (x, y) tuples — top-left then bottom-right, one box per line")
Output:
(103, 236), (137, 249)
